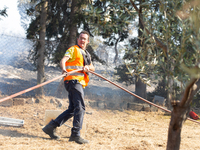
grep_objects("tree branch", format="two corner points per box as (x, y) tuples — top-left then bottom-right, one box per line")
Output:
(179, 78), (199, 107)
(130, 0), (168, 57)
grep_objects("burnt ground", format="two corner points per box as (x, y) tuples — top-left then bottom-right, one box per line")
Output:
(0, 97), (199, 150)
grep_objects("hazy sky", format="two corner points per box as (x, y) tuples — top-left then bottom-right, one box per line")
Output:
(0, 0), (26, 37)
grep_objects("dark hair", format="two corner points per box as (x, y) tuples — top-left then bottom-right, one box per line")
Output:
(79, 30), (90, 39)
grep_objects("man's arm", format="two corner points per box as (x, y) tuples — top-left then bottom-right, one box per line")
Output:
(60, 56), (70, 74)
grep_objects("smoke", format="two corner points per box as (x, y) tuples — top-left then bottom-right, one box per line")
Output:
(0, 34), (35, 96)
(0, 35), (33, 67)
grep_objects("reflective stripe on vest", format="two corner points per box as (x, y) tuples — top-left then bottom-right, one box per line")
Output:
(65, 66), (83, 69)
(68, 72), (84, 76)
(66, 66), (84, 76)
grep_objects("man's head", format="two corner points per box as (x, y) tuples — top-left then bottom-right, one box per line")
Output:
(77, 30), (90, 50)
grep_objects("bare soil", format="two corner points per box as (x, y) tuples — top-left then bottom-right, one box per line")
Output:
(0, 97), (199, 150)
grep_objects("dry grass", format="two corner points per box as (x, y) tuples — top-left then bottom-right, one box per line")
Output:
(0, 97), (199, 150)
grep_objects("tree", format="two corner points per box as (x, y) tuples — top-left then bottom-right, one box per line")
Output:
(0, 7), (7, 19)
(134, 0), (147, 103)
(128, 0), (200, 149)
(124, 0), (184, 107)
(95, 0), (160, 102)
(18, 0), (49, 96)
(68, 0), (78, 48)
(166, 1), (200, 149)
(85, 0), (135, 64)
(36, 0), (48, 96)
(21, 0), (105, 97)
(24, 0), (104, 66)
(84, 0), (148, 102)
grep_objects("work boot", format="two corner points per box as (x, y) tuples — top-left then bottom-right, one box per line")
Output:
(42, 120), (60, 140)
(69, 136), (89, 144)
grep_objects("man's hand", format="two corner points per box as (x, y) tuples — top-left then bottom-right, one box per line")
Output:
(62, 69), (68, 76)
(60, 56), (70, 76)
(83, 63), (95, 72)
(83, 65), (90, 72)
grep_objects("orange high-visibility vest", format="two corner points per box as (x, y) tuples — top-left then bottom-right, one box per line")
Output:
(64, 45), (89, 87)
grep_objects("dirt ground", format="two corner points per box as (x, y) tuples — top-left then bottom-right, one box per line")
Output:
(0, 97), (199, 150)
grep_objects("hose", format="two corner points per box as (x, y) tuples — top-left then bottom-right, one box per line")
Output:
(0, 69), (199, 124)
(88, 70), (200, 125)
(0, 69), (82, 103)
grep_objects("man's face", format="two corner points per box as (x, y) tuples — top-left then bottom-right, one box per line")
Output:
(77, 33), (89, 50)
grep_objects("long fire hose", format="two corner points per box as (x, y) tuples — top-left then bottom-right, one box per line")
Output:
(0, 69), (83, 103)
(0, 69), (199, 124)
(88, 70), (200, 125)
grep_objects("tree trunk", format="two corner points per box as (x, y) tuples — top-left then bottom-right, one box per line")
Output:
(135, 75), (147, 103)
(135, 1), (146, 103)
(114, 37), (120, 64)
(55, 0), (78, 98)
(167, 78), (198, 150)
(68, 0), (78, 48)
(167, 75), (173, 110)
(36, 0), (48, 96)
(167, 105), (189, 150)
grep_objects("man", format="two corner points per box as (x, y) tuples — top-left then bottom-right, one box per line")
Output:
(42, 30), (95, 144)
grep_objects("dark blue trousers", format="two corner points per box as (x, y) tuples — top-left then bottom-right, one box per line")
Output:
(53, 80), (85, 137)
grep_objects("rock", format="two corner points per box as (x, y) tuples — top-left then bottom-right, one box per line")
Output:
(89, 101), (98, 107)
(97, 101), (106, 109)
(49, 98), (63, 107)
(151, 105), (158, 112)
(0, 98), (13, 107)
(13, 98), (25, 106)
(120, 101), (128, 110)
(86, 111), (93, 115)
(153, 95), (166, 106)
(26, 97), (34, 104)
(55, 98), (63, 107)
(50, 98), (55, 103)
(35, 98), (46, 103)
(142, 104), (151, 112)
(127, 102), (144, 111)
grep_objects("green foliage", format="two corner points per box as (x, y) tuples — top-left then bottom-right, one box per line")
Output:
(114, 64), (135, 86)
(87, 45), (106, 64)
(177, 1), (200, 79)
(147, 79), (168, 102)
(0, 7), (7, 19)
(85, 0), (137, 47)
(192, 91), (200, 108)
(118, 0), (200, 100)
(24, 0), (105, 66)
